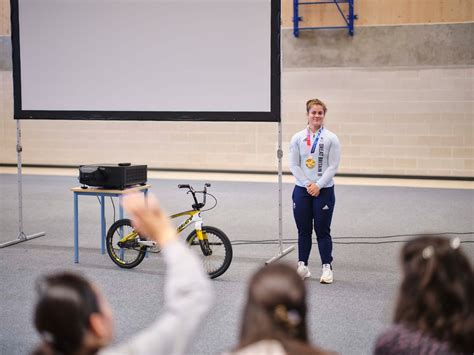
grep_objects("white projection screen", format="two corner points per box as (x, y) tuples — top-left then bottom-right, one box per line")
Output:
(11, 0), (280, 121)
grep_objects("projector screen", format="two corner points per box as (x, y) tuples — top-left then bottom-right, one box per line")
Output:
(11, 0), (280, 121)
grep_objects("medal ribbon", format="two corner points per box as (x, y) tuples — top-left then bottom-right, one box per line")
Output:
(306, 127), (323, 154)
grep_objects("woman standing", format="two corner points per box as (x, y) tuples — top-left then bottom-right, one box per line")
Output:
(289, 99), (341, 283)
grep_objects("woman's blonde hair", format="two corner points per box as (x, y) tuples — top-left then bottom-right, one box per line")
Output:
(306, 99), (327, 114)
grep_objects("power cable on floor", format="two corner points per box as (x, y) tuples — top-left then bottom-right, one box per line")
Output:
(231, 232), (474, 246)
(93, 196), (473, 247)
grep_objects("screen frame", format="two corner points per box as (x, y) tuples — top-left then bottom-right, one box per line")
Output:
(10, 0), (281, 122)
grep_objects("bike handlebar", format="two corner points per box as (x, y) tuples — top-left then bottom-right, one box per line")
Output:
(178, 183), (212, 210)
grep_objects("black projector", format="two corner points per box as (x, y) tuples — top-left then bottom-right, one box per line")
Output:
(79, 163), (147, 190)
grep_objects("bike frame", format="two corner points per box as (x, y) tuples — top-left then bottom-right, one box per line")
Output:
(171, 210), (206, 241)
(116, 209), (207, 246)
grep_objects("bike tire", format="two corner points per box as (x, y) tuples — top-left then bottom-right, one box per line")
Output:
(106, 219), (146, 269)
(186, 226), (233, 279)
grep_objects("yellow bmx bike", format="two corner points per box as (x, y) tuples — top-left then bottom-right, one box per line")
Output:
(106, 183), (232, 279)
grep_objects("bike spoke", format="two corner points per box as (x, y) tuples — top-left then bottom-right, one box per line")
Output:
(189, 230), (229, 275)
(109, 224), (142, 264)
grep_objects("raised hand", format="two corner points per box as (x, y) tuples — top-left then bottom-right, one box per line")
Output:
(122, 193), (177, 247)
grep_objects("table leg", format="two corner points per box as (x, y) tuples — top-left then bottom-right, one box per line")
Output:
(143, 189), (150, 258)
(118, 195), (125, 260)
(101, 195), (105, 254)
(119, 196), (124, 220)
(74, 192), (79, 263)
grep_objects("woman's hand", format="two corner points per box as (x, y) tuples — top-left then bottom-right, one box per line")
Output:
(122, 193), (177, 247)
(306, 182), (320, 197)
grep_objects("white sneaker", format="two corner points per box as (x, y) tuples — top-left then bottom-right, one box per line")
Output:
(297, 261), (311, 280)
(320, 264), (333, 284)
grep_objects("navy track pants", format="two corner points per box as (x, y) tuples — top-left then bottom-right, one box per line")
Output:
(292, 185), (335, 265)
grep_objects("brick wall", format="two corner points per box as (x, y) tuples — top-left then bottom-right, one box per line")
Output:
(1, 64), (472, 177)
(283, 67), (473, 177)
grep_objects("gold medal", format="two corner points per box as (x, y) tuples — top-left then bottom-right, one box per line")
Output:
(305, 156), (316, 169)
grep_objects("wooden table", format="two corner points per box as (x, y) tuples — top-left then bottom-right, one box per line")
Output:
(71, 185), (150, 263)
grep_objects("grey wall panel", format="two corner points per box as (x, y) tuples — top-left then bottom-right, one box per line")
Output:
(3, 23), (473, 73)
(283, 23), (474, 68)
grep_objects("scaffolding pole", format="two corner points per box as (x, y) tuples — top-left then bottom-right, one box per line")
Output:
(0, 120), (46, 248)
(265, 121), (295, 264)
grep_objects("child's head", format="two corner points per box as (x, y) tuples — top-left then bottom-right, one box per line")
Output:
(33, 272), (114, 354)
(394, 236), (474, 352)
(239, 263), (308, 347)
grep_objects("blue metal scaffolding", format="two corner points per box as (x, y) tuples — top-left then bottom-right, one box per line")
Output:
(293, 0), (357, 37)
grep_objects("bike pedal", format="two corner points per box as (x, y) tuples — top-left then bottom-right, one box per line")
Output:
(138, 240), (156, 247)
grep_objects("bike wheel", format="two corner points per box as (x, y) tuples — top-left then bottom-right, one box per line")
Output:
(186, 226), (233, 279)
(106, 219), (146, 269)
